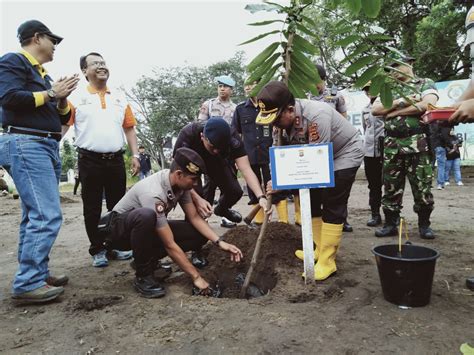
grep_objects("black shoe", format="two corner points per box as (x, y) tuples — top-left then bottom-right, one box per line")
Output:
(220, 217), (237, 228)
(466, 277), (474, 291)
(153, 262), (173, 281)
(133, 275), (166, 298)
(375, 225), (398, 237)
(214, 204), (242, 223)
(367, 214), (382, 227)
(191, 251), (208, 269)
(419, 226), (435, 239)
(375, 210), (399, 237)
(343, 221), (353, 232)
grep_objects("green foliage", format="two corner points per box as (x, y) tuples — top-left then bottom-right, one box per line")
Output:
(60, 139), (76, 174)
(125, 53), (247, 166)
(460, 343), (474, 355)
(242, 0), (389, 100)
(414, 0), (469, 80)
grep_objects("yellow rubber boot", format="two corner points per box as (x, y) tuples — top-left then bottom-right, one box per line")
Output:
(313, 222), (343, 281)
(294, 195), (301, 226)
(276, 200), (289, 224)
(294, 217), (322, 261)
(254, 204), (265, 225)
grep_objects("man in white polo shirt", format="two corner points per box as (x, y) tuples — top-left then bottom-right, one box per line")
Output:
(64, 52), (140, 267)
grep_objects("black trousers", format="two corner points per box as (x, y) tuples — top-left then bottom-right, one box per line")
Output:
(309, 167), (359, 224)
(110, 208), (207, 277)
(364, 156), (383, 212)
(248, 163), (286, 205)
(197, 156), (243, 210)
(78, 151), (126, 256)
(248, 163), (271, 205)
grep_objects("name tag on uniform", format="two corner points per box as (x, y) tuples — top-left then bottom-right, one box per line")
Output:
(263, 126), (270, 137)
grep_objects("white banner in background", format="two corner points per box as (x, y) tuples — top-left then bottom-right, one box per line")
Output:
(341, 79), (474, 160)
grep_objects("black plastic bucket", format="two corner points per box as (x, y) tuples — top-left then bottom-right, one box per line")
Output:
(372, 244), (440, 307)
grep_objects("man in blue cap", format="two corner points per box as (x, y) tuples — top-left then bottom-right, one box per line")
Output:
(174, 117), (270, 234)
(197, 74), (238, 227)
(198, 75), (236, 125)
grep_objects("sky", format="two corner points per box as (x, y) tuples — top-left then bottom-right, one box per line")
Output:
(0, 0), (286, 89)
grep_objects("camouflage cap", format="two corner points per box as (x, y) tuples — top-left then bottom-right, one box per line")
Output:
(388, 51), (415, 67)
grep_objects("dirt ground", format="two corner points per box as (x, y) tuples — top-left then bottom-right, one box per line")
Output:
(0, 170), (473, 354)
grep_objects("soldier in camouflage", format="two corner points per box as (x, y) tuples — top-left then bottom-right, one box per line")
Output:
(371, 54), (439, 239)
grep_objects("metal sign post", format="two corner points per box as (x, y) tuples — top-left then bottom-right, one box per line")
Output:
(269, 143), (335, 282)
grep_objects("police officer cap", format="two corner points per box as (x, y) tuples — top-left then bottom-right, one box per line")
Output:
(255, 81), (294, 125)
(174, 147), (206, 175)
(203, 117), (231, 151)
(17, 20), (63, 44)
(215, 75), (235, 88)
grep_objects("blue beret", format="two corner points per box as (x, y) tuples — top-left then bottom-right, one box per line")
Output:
(215, 75), (235, 88)
(203, 117), (231, 151)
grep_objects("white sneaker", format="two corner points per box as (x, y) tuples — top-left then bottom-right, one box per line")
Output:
(457, 181), (464, 186)
(444, 182), (450, 186)
(436, 185), (444, 190)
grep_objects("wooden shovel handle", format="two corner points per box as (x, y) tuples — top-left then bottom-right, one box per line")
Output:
(244, 204), (262, 225)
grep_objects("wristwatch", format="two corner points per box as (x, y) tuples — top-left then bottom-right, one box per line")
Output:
(397, 98), (406, 108)
(257, 194), (267, 200)
(133, 154), (140, 159)
(47, 89), (56, 99)
(213, 236), (224, 246)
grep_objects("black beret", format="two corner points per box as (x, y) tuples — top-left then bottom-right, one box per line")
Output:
(174, 147), (206, 175)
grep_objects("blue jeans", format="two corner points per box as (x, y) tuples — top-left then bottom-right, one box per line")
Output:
(435, 146), (446, 186)
(139, 170), (151, 180)
(0, 133), (62, 294)
(445, 158), (462, 183)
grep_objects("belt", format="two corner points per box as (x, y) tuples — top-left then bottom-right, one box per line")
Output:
(78, 147), (124, 160)
(6, 126), (62, 142)
(385, 127), (425, 138)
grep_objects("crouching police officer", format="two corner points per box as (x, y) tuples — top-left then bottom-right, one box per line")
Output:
(174, 117), (270, 225)
(108, 147), (243, 298)
(257, 81), (364, 281)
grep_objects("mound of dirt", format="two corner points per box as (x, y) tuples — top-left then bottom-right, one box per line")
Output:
(199, 222), (302, 298)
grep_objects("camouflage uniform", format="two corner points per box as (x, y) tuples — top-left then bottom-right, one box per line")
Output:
(381, 78), (438, 214)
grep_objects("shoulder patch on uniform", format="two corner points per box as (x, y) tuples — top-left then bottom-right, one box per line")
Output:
(155, 199), (166, 214)
(309, 122), (320, 143)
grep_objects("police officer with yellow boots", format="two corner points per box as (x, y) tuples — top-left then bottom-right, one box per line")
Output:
(307, 64), (353, 233)
(257, 81), (363, 281)
(232, 79), (288, 225)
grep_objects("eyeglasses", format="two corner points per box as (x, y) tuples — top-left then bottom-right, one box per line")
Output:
(45, 35), (59, 46)
(88, 60), (107, 68)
